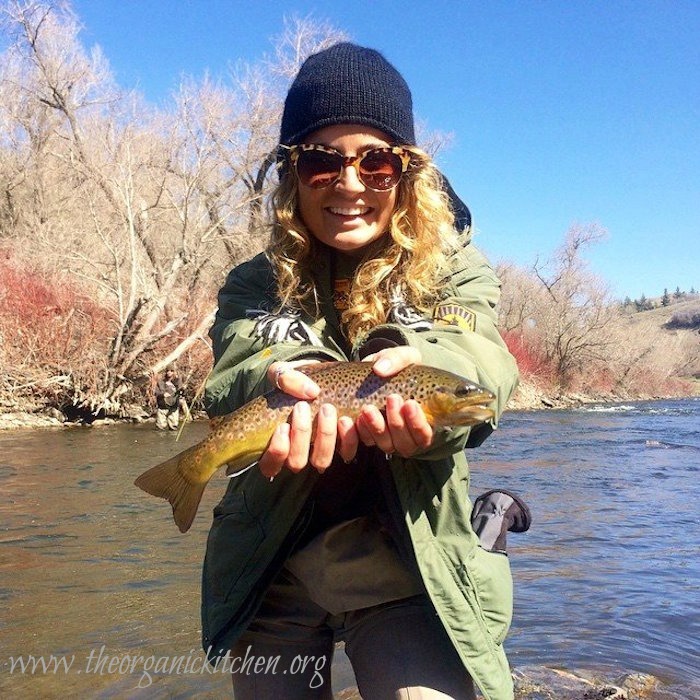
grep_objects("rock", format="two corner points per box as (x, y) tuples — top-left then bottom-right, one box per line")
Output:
(615, 672), (659, 697)
(90, 418), (116, 427)
(45, 407), (66, 423)
(512, 667), (635, 700)
(334, 667), (682, 699)
(513, 665), (597, 698)
(122, 403), (151, 421)
(583, 687), (627, 699)
(0, 411), (63, 430)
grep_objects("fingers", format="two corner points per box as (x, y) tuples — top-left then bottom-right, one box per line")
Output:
(337, 415), (359, 464)
(384, 394), (415, 456)
(259, 396), (432, 479)
(259, 401), (344, 478)
(260, 350), (433, 477)
(364, 346), (422, 377)
(400, 399), (434, 452)
(358, 348), (432, 456)
(268, 361), (319, 400)
(258, 422), (291, 479)
(357, 395), (433, 458)
(287, 401), (313, 471)
(257, 402), (313, 478)
(310, 403), (337, 472)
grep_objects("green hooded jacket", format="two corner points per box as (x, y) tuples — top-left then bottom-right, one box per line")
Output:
(202, 231), (519, 700)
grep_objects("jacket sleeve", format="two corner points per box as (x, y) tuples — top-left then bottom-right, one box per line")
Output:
(204, 254), (344, 417)
(355, 239), (519, 453)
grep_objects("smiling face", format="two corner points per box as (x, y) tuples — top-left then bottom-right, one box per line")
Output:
(295, 124), (399, 255)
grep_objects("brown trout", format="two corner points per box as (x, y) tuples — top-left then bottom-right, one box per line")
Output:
(134, 362), (495, 532)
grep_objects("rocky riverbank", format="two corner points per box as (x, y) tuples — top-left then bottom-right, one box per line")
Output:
(504, 377), (698, 411)
(336, 666), (691, 700)
(0, 378), (696, 431)
(509, 666), (687, 700)
(0, 408), (151, 431)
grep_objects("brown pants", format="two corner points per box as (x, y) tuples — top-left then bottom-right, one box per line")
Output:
(230, 568), (476, 700)
(155, 406), (179, 430)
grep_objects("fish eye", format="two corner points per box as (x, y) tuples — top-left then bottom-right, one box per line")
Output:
(455, 383), (478, 397)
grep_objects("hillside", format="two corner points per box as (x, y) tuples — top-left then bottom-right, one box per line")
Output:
(506, 297), (700, 410)
(624, 297), (700, 379)
(625, 295), (699, 325)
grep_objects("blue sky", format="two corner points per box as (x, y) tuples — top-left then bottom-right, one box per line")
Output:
(70, 0), (699, 300)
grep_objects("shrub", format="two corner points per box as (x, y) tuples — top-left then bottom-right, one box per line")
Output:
(0, 251), (113, 411)
(665, 306), (700, 330)
(501, 330), (555, 382)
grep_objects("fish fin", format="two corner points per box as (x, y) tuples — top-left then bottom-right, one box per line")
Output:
(225, 461), (258, 477)
(134, 449), (207, 533)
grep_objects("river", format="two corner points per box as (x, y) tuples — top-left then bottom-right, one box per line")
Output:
(1, 399), (698, 698)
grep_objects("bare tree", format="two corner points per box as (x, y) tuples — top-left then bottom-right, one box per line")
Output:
(529, 224), (620, 387)
(496, 261), (545, 333)
(268, 15), (350, 80)
(497, 224), (622, 389)
(0, 1), (350, 416)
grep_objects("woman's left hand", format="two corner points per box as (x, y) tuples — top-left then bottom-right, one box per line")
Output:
(356, 346), (434, 457)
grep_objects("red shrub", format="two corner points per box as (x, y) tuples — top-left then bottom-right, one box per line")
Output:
(0, 252), (113, 408)
(501, 330), (555, 381)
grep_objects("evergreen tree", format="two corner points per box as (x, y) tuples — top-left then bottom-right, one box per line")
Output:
(674, 286), (683, 299)
(661, 288), (671, 306)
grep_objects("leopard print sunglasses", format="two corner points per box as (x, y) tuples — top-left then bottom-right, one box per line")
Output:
(286, 144), (413, 191)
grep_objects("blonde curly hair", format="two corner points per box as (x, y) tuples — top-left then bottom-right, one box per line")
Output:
(267, 146), (458, 345)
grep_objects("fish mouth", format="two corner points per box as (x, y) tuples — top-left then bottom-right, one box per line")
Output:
(428, 386), (496, 427)
(455, 404), (496, 425)
(451, 395), (496, 425)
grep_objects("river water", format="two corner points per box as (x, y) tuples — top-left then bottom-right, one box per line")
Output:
(0, 399), (698, 698)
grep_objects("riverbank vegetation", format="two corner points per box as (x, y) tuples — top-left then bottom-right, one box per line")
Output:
(1, 2), (698, 426)
(496, 225), (700, 409)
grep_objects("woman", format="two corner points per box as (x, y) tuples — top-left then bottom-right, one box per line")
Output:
(202, 43), (520, 700)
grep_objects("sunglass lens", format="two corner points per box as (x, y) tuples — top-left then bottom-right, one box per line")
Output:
(295, 150), (342, 188)
(359, 150), (403, 190)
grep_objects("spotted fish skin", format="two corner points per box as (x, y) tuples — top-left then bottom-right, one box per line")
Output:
(134, 362), (495, 532)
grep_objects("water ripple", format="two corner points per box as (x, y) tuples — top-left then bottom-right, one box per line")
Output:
(0, 403), (698, 696)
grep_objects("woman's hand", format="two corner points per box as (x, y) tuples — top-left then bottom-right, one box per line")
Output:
(258, 349), (433, 479)
(259, 361), (359, 479)
(357, 347), (434, 457)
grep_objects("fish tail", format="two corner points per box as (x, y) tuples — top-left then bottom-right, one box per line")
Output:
(134, 449), (207, 533)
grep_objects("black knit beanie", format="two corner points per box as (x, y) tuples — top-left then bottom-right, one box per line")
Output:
(280, 42), (416, 146)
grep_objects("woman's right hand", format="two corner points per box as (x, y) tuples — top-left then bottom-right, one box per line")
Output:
(259, 361), (359, 479)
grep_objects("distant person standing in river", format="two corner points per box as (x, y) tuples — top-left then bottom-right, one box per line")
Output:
(202, 43), (523, 699)
(154, 368), (184, 431)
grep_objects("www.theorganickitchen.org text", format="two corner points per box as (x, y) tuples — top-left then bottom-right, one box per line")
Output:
(5, 644), (328, 689)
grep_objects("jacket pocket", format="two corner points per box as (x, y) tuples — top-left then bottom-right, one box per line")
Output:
(470, 546), (513, 645)
(205, 489), (265, 602)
